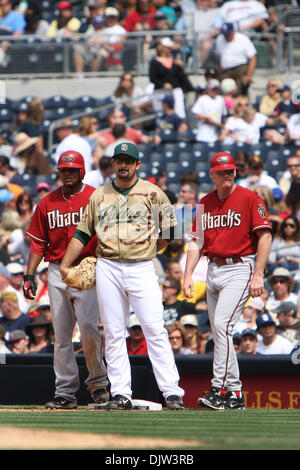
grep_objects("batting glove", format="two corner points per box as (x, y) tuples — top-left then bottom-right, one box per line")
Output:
(23, 275), (37, 300)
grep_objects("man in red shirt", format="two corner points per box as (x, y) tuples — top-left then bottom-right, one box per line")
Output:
(183, 152), (272, 410)
(95, 109), (160, 151)
(126, 313), (148, 355)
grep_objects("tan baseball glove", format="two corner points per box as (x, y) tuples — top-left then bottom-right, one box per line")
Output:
(62, 257), (97, 290)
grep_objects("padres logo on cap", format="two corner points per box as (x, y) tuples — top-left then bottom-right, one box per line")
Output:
(121, 143), (128, 151)
(217, 156), (229, 164)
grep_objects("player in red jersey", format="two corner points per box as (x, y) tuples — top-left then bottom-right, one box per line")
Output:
(183, 152), (272, 410)
(23, 150), (109, 409)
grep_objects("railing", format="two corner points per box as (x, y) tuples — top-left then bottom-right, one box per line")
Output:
(0, 25), (298, 78)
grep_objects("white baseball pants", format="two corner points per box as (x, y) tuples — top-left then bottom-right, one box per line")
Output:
(48, 262), (108, 401)
(206, 258), (255, 391)
(95, 258), (185, 400)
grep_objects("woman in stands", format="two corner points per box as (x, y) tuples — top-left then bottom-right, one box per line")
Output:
(268, 215), (300, 274)
(113, 72), (150, 120)
(286, 177), (300, 222)
(17, 97), (44, 152)
(15, 191), (35, 224)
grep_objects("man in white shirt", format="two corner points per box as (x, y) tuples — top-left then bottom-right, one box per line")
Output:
(191, 79), (227, 142)
(215, 22), (257, 95)
(256, 313), (294, 354)
(83, 155), (115, 188)
(239, 155), (279, 190)
(53, 119), (94, 173)
(215, 0), (269, 33)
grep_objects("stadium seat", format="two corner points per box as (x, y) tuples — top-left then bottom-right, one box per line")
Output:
(192, 142), (209, 160)
(159, 128), (177, 142)
(0, 108), (13, 122)
(138, 163), (152, 179)
(178, 152), (194, 172)
(137, 144), (150, 163)
(166, 162), (180, 184)
(150, 152), (167, 168)
(43, 95), (69, 109)
(195, 162), (210, 184)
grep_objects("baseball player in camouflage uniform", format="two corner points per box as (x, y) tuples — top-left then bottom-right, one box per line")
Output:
(184, 152), (272, 410)
(23, 150), (109, 409)
(60, 142), (185, 410)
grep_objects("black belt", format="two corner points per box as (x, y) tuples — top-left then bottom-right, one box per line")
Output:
(209, 257), (243, 265)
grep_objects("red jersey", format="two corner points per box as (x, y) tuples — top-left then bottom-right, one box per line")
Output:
(126, 337), (148, 355)
(191, 185), (272, 258)
(98, 128), (144, 147)
(27, 185), (97, 263)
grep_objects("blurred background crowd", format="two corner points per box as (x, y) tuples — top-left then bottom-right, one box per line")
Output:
(0, 0), (299, 359)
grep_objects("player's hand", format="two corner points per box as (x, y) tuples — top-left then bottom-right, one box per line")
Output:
(60, 267), (69, 281)
(183, 275), (194, 299)
(249, 273), (264, 298)
(23, 275), (37, 300)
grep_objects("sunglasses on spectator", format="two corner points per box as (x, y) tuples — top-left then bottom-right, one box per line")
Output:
(169, 335), (182, 340)
(283, 223), (296, 228)
(287, 164), (300, 168)
(162, 284), (176, 289)
(272, 278), (287, 284)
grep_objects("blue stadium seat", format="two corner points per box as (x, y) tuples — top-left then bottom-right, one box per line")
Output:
(138, 163), (152, 179)
(43, 95), (69, 109)
(137, 144), (150, 162)
(159, 128), (177, 142)
(0, 108), (13, 122)
(162, 143), (178, 160)
(191, 142), (209, 160)
(195, 162), (210, 184)
(166, 162), (180, 184)
(175, 141), (192, 153)
(178, 152), (194, 172)
(150, 152), (167, 168)
(43, 107), (68, 121)
(67, 96), (97, 109)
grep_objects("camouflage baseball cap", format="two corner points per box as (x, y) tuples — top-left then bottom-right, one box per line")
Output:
(113, 142), (140, 160)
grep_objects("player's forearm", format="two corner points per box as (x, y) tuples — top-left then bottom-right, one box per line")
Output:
(253, 230), (272, 276)
(26, 253), (44, 276)
(184, 240), (202, 276)
(61, 237), (85, 269)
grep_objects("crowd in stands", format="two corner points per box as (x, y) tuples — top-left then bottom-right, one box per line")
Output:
(0, 0), (300, 359)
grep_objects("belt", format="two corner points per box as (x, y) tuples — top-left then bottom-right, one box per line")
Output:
(209, 257), (243, 265)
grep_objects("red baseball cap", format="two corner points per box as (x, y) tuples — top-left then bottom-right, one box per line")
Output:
(210, 152), (238, 172)
(58, 1), (72, 10)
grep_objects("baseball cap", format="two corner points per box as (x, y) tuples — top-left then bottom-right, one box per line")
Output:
(0, 188), (14, 204)
(58, 1), (72, 10)
(128, 313), (141, 328)
(210, 152), (238, 173)
(221, 22), (234, 36)
(160, 37), (175, 48)
(113, 142), (140, 160)
(38, 294), (50, 309)
(104, 7), (119, 16)
(93, 15), (105, 26)
(249, 155), (263, 168)
(36, 182), (51, 193)
(180, 314), (198, 327)
(36, 261), (49, 274)
(207, 79), (220, 90)
(272, 187), (284, 202)
(248, 297), (265, 311)
(162, 94), (175, 108)
(221, 78), (237, 94)
(277, 85), (291, 93)
(6, 262), (24, 275)
(256, 313), (275, 329)
(241, 328), (257, 339)
(54, 119), (73, 131)
(7, 330), (28, 343)
(155, 12), (167, 20)
(268, 267), (294, 284)
(205, 67), (218, 78)
(273, 301), (298, 316)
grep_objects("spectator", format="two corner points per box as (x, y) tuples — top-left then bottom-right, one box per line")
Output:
(256, 313), (294, 354)
(149, 37), (194, 119)
(0, 174), (23, 205)
(214, 0), (269, 35)
(37, 294), (52, 323)
(95, 109), (160, 151)
(165, 259), (207, 305)
(83, 0), (108, 23)
(166, 320), (195, 356)
(234, 296), (265, 334)
(0, 291), (30, 333)
(0, 324), (10, 353)
(6, 262), (25, 296)
(155, 94), (188, 134)
(99, 7), (128, 71)
(35, 182), (51, 202)
(268, 215), (300, 274)
(83, 155), (114, 188)
(240, 328), (259, 354)
(25, 314), (53, 353)
(0, 156), (20, 186)
(153, 0), (177, 27)
(240, 106), (277, 145)
(24, 0), (50, 37)
(239, 155), (279, 191)
(15, 191), (35, 225)
(123, 0), (157, 32)
(221, 78), (238, 115)
(215, 22), (257, 96)
(53, 119), (94, 173)
(46, 1), (81, 38)
(254, 185), (282, 238)
(279, 153), (300, 196)
(234, 150), (250, 185)
(180, 314), (205, 354)
(266, 267), (299, 315)
(175, 181), (199, 237)
(9, 102), (29, 143)
(35, 261), (49, 301)
(6, 329), (29, 354)
(259, 77), (282, 116)
(233, 332), (242, 354)
(191, 79), (227, 143)
(77, 116), (99, 153)
(126, 313), (148, 355)
(274, 301), (300, 344)
(285, 113), (300, 145)
(218, 95), (251, 143)
(7, 219), (32, 266)
(0, 263), (29, 313)
(272, 187), (290, 221)
(113, 72), (150, 121)
(272, 85), (299, 125)
(285, 177), (300, 222)
(0, 0), (26, 36)
(162, 277), (197, 326)
(12, 132), (51, 176)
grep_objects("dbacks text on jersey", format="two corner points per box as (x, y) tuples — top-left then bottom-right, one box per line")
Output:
(48, 207), (85, 230)
(202, 209), (242, 231)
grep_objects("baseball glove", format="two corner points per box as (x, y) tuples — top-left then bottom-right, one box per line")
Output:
(62, 257), (97, 290)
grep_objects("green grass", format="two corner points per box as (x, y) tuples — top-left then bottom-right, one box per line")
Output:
(0, 407), (300, 450)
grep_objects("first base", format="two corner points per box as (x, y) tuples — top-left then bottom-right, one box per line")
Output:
(88, 399), (162, 411)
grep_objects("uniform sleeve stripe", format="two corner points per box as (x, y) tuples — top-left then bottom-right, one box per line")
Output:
(26, 231), (48, 243)
(253, 225), (272, 231)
